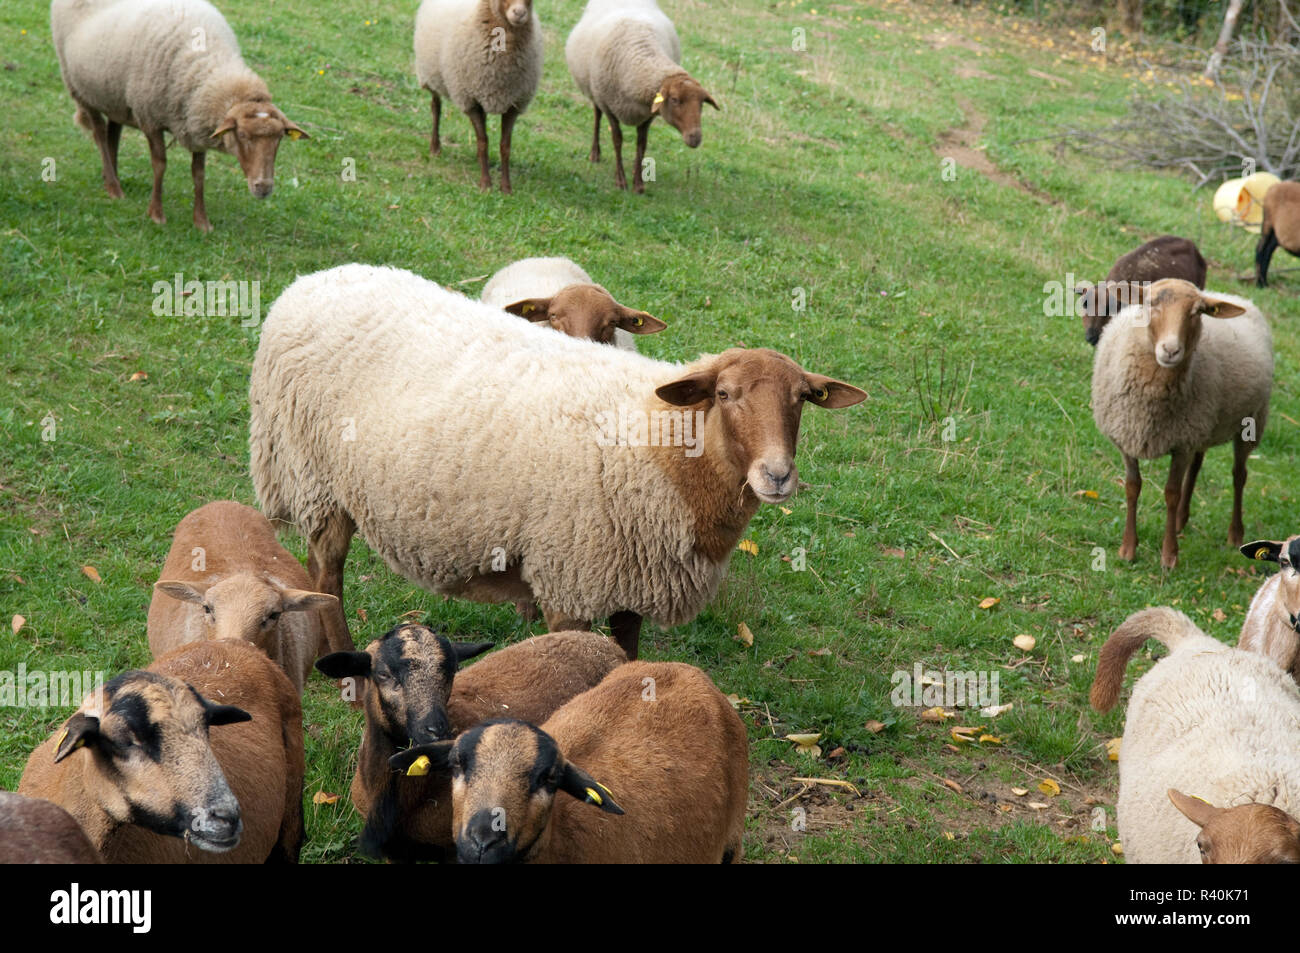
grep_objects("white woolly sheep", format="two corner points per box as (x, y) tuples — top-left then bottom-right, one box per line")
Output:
(480, 256), (667, 351)
(19, 639), (305, 863)
(1091, 278), (1272, 570)
(51, 0), (308, 231)
(248, 264), (866, 659)
(148, 500), (339, 693)
(414, 0), (543, 194)
(1075, 235), (1207, 346)
(315, 624), (625, 861)
(1257, 181), (1300, 287)
(1237, 536), (1300, 683)
(566, 0), (718, 193)
(0, 792), (102, 863)
(1090, 606), (1300, 863)
(391, 660), (748, 863)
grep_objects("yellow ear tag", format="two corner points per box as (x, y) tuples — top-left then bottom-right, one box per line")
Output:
(522, 303), (535, 314)
(1257, 547), (1271, 560)
(584, 787), (603, 805)
(633, 316), (644, 327)
(653, 93), (664, 106)
(406, 755), (431, 777)
(56, 728), (69, 750)
(287, 129), (304, 140)
(816, 386), (829, 401)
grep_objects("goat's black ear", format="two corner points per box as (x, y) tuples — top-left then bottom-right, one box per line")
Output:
(316, 651), (373, 679)
(1242, 540), (1283, 563)
(452, 641), (494, 664)
(53, 713), (101, 763)
(558, 762), (624, 815)
(206, 705), (252, 726)
(389, 742), (454, 776)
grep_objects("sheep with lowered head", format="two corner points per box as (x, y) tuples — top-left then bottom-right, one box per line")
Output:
(148, 500), (339, 691)
(51, 0), (309, 231)
(391, 660), (748, 863)
(1075, 235), (1207, 346)
(566, 0), (718, 193)
(315, 624), (625, 861)
(248, 264), (866, 659)
(414, 0), (543, 193)
(1091, 278), (1272, 570)
(1091, 606), (1300, 863)
(481, 256), (667, 350)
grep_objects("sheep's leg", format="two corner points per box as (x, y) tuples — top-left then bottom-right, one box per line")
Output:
(610, 610), (642, 661)
(1119, 454), (1141, 562)
(608, 116), (627, 190)
(1256, 224), (1278, 288)
(1176, 450), (1203, 533)
(84, 106), (124, 199)
(1230, 436), (1252, 548)
(1160, 449), (1191, 570)
(542, 607), (591, 633)
(632, 119), (651, 195)
(191, 151), (212, 232)
(307, 511), (357, 654)
(142, 126), (167, 225)
(106, 121), (123, 181)
(499, 106), (518, 195)
(429, 91), (441, 156)
(589, 106), (602, 162)
(466, 104), (491, 191)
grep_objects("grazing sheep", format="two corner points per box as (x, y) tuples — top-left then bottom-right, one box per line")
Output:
(480, 257), (667, 350)
(1090, 278), (1272, 569)
(148, 501), (339, 692)
(1256, 181), (1300, 287)
(1076, 236), (1207, 346)
(248, 264), (866, 659)
(50, 0), (308, 231)
(414, 0), (543, 194)
(316, 625), (625, 860)
(19, 639), (304, 863)
(391, 660), (748, 863)
(1090, 606), (1300, 863)
(0, 792), (101, 864)
(565, 0), (718, 193)
(1237, 536), (1300, 682)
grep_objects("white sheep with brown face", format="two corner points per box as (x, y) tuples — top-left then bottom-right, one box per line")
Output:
(1090, 278), (1273, 570)
(148, 501), (338, 693)
(1237, 536), (1300, 682)
(1167, 790), (1300, 863)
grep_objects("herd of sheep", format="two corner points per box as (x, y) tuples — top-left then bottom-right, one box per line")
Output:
(9, 0), (1300, 865)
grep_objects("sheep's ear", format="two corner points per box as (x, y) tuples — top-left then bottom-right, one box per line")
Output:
(316, 651), (373, 679)
(389, 742), (454, 775)
(210, 119), (237, 140)
(558, 762), (624, 815)
(452, 641), (494, 664)
(805, 374), (867, 409)
(650, 90), (665, 115)
(1200, 295), (1247, 319)
(617, 310), (667, 335)
(205, 704), (252, 727)
(280, 589), (339, 613)
(503, 298), (553, 322)
(53, 713), (101, 763)
(1169, 788), (1221, 828)
(701, 91), (720, 111)
(282, 119), (309, 141)
(154, 580), (208, 604)
(1241, 540), (1283, 563)
(656, 372), (715, 406)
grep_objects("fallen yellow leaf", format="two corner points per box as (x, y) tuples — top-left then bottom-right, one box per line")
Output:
(920, 707), (954, 722)
(1107, 737), (1121, 762)
(1013, 634), (1036, 651)
(738, 539), (758, 556)
(12, 615), (25, 635)
(735, 622), (754, 647)
(980, 702), (1013, 717)
(81, 566), (102, 584)
(1011, 787), (1029, 797)
(978, 734), (1001, 745)
(779, 506), (792, 515)
(978, 597), (1000, 609)
(943, 831), (955, 840)
(128, 371), (148, 382)
(1111, 842), (1124, 855)
(1038, 778), (1061, 797)
(312, 791), (341, 805)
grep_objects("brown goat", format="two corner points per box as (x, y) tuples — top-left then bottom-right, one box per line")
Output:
(148, 501), (338, 692)
(1169, 789), (1300, 863)
(1076, 236), (1207, 346)
(317, 625), (624, 861)
(19, 640), (304, 863)
(391, 660), (748, 863)
(1256, 181), (1300, 287)
(0, 792), (101, 863)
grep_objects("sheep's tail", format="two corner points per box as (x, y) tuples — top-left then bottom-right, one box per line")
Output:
(1090, 607), (1199, 712)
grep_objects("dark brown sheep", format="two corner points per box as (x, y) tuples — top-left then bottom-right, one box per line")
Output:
(1077, 236), (1207, 345)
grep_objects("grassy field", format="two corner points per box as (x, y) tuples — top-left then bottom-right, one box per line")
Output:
(2, 0), (1299, 864)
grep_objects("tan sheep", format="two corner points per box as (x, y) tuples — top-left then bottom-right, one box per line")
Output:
(316, 624), (624, 860)
(1256, 181), (1300, 288)
(1237, 536), (1300, 682)
(0, 792), (102, 863)
(148, 501), (338, 692)
(391, 660), (748, 863)
(19, 639), (304, 863)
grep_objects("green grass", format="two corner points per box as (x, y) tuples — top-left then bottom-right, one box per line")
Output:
(3, 0), (1298, 864)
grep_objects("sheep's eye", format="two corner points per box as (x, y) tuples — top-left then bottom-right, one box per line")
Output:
(671, 97), (681, 105)
(267, 611), (281, 622)
(717, 389), (729, 401)
(202, 604), (213, 616)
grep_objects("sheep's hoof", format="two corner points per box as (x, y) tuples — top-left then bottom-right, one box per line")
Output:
(1160, 549), (1178, 570)
(589, 150), (601, 163)
(500, 181), (513, 195)
(148, 208), (165, 225)
(194, 218), (213, 233)
(104, 181), (124, 199)
(430, 140), (441, 157)
(1118, 543), (1137, 562)
(633, 182), (646, 195)
(478, 179), (492, 192)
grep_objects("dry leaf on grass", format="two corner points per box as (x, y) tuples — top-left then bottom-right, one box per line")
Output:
(128, 371), (148, 382)
(81, 566), (101, 584)
(1212, 608), (1227, 622)
(1072, 489), (1099, 499)
(807, 647), (832, 657)
(1027, 802), (1049, 811)
(312, 791), (341, 805)
(980, 702), (1013, 717)
(1013, 634), (1036, 651)
(1038, 778), (1061, 797)
(864, 720), (886, 734)
(978, 597), (1000, 609)
(12, 615), (25, 635)
(1071, 653), (1085, 663)
(1011, 787), (1029, 797)
(978, 734), (1001, 745)
(356, 607), (368, 623)
(920, 706), (954, 722)
(1111, 842), (1124, 855)
(786, 733), (821, 758)
(941, 778), (963, 793)
(1106, 737), (1121, 762)
(738, 539), (758, 556)
(735, 622), (754, 647)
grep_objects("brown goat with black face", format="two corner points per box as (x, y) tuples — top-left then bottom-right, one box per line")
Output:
(317, 625), (624, 861)
(19, 639), (304, 863)
(0, 792), (102, 863)
(1076, 236), (1207, 346)
(392, 661), (748, 864)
